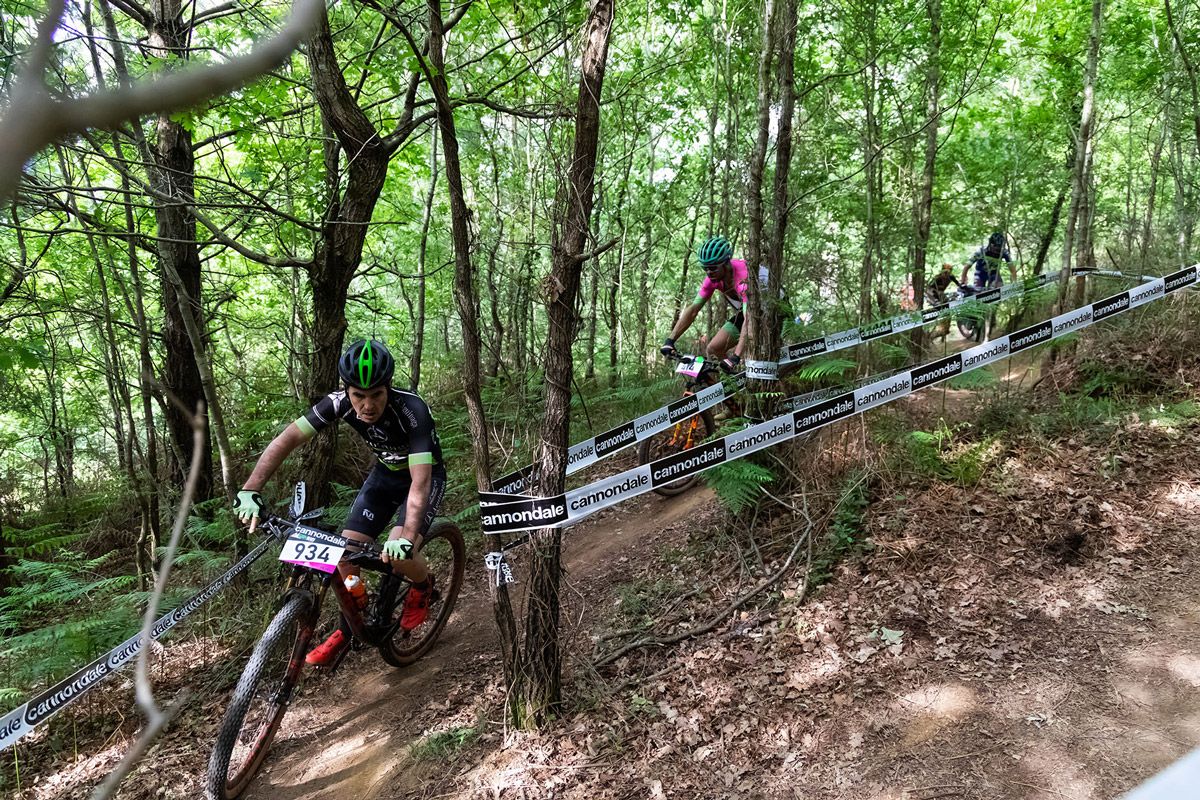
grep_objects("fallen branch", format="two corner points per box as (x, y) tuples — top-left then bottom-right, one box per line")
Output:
(591, 518), (814, 669)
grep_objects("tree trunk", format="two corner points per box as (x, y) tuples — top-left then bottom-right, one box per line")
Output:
(518, 0), (615, 727)
(760, 0), (797, 364)
(145, 0), (213, 501)
(411, 132), (439, 391)
(744, 0), (777, 342)
(302, 4), (393, 504)
(1140, 121), (1167, 269)
(425, 0), (519, 696)
(1057, 0), (1104, 310)
(911, 0), (941, 355)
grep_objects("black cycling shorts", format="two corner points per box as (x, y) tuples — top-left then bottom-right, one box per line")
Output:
(345, 463), (447, 539)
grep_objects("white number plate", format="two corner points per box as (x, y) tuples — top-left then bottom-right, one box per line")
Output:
(278, 527), (346, 574)
(676, 355), (704, 378)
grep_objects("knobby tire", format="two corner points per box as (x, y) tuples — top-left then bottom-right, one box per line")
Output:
(637, 410), (717, 497)
(378, 520), (465, 667)
(206, 592), (314, 800)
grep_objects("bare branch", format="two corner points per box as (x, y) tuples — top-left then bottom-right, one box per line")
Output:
(0, 0), (324, 204)
(89, 400), (207, 800)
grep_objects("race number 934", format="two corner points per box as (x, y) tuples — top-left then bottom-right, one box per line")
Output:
(278, 531), (345, 573)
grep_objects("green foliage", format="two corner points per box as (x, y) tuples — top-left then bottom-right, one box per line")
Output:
(903, 422), (998, 486)
(794, 358), (857, 383)
(706, 459), (775, 514)
(947, 369), (997, 390)
(810, 471), (870, 587)
(409, 725), (481, 761)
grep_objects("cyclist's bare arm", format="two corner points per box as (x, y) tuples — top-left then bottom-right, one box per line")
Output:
(669, 300), (706, 342)
(401, 462), (432, 547)
(1008, 262), (1018, 282)
(242, 422), (313, 492)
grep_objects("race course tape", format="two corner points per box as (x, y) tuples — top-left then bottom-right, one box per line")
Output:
(0, 534), (276, 752)
(478, 265), (1196, 536)
(491, 267), (1144, 491)
(489, 373), (748, 494)
(744, 267), (1146, 380)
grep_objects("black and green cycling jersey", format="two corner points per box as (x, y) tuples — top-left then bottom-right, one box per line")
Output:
(296, 388), (444, 471)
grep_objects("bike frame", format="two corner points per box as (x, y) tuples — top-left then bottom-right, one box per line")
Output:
(267, 519), (411, 650)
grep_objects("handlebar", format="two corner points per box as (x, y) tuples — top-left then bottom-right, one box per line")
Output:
(260, 513), (391, 571)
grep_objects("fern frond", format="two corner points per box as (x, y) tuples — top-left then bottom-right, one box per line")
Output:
(705, 460), (775, 513)
(795, 358), (857, 382)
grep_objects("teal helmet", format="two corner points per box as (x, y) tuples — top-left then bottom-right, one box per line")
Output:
(697, 235), (733, 268)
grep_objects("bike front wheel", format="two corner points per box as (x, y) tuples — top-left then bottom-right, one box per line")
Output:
(378, 520), (465, 668)
(206, 593), (315, 800)
(636, 410), (717, 497)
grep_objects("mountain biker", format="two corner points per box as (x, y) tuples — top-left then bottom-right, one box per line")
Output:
(233, 339), (446, 668)
(926, 263), (962, 305)
(961, 231), (1017, 289)
(660, 235), (770, 374)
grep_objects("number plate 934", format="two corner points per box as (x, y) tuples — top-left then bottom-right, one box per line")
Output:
(278, 527), (346, 573)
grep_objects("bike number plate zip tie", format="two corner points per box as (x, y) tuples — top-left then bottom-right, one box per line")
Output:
(279, 527), (346, 573)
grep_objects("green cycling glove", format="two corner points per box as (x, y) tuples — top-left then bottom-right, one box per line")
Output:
(234, 490), (265, 524)
(382, 537), (414, 561)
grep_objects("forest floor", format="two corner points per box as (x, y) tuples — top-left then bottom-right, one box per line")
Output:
(12, 318), (1200, 800)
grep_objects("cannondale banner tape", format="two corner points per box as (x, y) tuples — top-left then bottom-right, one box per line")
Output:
(0, 534), (277, 752)
(744, 266), (1152, 380)
(477, 265), (1196, 536)
(491, 267), (1149, 491)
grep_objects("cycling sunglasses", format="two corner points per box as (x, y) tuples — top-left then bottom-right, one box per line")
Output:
(702, 259), (729, 274)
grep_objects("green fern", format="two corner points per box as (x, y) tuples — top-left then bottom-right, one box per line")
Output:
(795, 357), (857, 382)
(705, 459), (775, 513)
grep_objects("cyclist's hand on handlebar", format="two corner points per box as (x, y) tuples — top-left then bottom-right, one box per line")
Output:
(234, 489), (265, 532)
(720, 353), (741, 374)
(660, 337), (678, 359)
(381, 535), (415, 564)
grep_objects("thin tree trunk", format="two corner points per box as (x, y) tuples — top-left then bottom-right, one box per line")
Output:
(1058, 0), (1104, 310)
(519, 0), (615, 727)
(745, 0), (778, 323)
(1140, 120), (1167, 269)
(425, 0), (518, 695)
(911, 0), (941, 354)
(411, 132), (439, 391)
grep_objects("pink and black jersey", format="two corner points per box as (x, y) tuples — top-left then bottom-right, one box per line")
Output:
(695, 259), (770, 311)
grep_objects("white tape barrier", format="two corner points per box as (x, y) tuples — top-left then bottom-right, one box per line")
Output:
(743, 267), (1151, 380)
(489, 373), (748, 494)
(492, 267), (1152, 492)
(0, 534), (277, 752)
(478, 265), (1196, 537)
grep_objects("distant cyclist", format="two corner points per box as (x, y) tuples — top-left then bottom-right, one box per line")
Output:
(961, 231), (1017, 289)
(233, 339), (446, 668)
(660, 235), (770, 374)
(926, 263), (962, 305)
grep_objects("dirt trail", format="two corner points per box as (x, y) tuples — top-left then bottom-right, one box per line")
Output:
(242, 486), (711, 800)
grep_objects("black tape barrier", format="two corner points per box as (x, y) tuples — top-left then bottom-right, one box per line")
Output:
(744, 266), (1151, 380)
(489, 373), (748, 495)
(0, 534), (277, 752)
(490, 267), (1147, 494)
(478, 265), (1197, 546)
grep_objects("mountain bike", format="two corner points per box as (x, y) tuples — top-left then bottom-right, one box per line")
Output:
(953, 285), (988, 342)
(205, 485), (465, 800)
(636, 354), (740, 497)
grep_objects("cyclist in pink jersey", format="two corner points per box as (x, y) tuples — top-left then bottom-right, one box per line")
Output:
(661, 235), (767, 373)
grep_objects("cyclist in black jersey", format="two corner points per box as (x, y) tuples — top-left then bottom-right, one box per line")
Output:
(233, 339), (446, 667)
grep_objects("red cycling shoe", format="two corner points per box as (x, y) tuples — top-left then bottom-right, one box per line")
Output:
(305, 629), (348, 667)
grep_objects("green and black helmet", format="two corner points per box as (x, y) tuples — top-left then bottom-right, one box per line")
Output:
(698, 235), (734, 268)
(338, 339), (395, 390)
